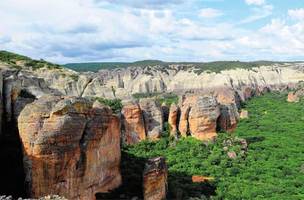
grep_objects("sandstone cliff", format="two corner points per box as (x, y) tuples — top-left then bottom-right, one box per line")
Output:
(17, 96), (121, 200)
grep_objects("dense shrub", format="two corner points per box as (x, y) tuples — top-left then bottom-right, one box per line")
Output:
(111, 93), (304, 199)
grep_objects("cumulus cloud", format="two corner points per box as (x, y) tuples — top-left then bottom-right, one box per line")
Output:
(0, 0), (303, 62)
(245, 0), (265, 6)
(288, 8), (304, 21)
(96, 0), (184, 9)
(199, 8), (223, 18)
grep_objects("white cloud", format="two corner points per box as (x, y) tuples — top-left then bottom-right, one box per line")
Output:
(239, 4), (273, 24)
(288, 8), (304, 21)
(245, 0), (265, 6)
(0, 0), (303, 62)
(199, 8), (223, 18)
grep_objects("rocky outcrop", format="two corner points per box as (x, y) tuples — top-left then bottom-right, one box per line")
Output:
(139, 99), (163, 140)
(240, 109), (249, 119)
(3, 59), (304, 100)
(0, 195), (67, 200)
(0, 71), (3, 137)
(178, 95), (221, 140)
(168, 103), (179, 137)
(188, 96), (221, 141)
(143, 157), (168, 200)
(121, 100), (146, 145)
(217, 104), (239, 132)
(18, 96), (121, 200)
(2, 69), (60, 127)
(287, 92), (299, 102)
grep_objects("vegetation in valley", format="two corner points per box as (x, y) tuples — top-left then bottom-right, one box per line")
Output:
(132, 92), (179, 106)
(0, 50), (62, 70)
(104, 93), (304, 199)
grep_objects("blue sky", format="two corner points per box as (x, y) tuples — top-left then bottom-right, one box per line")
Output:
(0, 0), (303, 63)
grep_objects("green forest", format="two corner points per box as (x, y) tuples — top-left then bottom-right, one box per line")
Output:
(99, 93), (304, 200)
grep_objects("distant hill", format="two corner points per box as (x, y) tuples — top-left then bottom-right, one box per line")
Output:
(64, 60), (165, 72)
(65, 60), (284, 73)
(0, 50), (295, 74)
(0, 50), (62, 70)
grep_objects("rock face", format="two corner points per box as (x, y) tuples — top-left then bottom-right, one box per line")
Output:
(121, 100), (146, 145)
(188, 96), (221, 141)
(143, 157), (168, 200)
(217, 104), (239, 132)
(18, 96), (121, 200)
(0, 71), (3, 137)
(139, 99), (164, 140)
(168, 103), (179, 137)
(178, 95), (221, 140)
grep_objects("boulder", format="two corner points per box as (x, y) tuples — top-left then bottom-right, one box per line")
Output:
(287, 92), (299, 102)
(121, 100), (146, 145)
(143, 157), (168, 200)
(18, 96), (121, 200)
(168, 103), (179, 137)
(240, 109), (249, 119)
(139, 99), (163, 140)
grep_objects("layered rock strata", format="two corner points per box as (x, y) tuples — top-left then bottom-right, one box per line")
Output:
(18, 96), (121, 200)
(121, 100), (146, 145)
(143, 157), (168, 200)
(139, 99), (164, 140)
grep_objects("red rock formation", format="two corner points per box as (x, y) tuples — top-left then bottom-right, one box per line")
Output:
(188, 96), (220, 141)
(143, 157), (168, 200)
(121, 100), (146, 145)
(18, 95), (121, 200)
(214, 87), (239, 105)
(240, 109), (249, 119)
(178, 95), (221, 140)
(178, 95), (196, 137)
(168, 103), (179, 137)
(217, 104), (239, 132)
(191, 175), (214, 183)
(287, 92), (300, 102)
(139, 98), (163, 140)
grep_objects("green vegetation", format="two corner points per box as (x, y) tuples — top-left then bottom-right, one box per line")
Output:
(65, 60), (165, 72)
(93, 97), (122, 113)
(132, 92), (179, 106)
(192, 61), (280, 74)
(0, 50), (61, 70)
(69, 74), (79, 81)
(65, 60), (284, 73)
(104, 93), (304, 199)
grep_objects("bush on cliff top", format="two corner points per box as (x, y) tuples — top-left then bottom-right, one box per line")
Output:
(93, 97), (122, 113)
